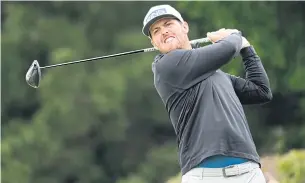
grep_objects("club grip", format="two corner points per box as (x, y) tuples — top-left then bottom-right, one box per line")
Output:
(190, 37), (210, 45)
(143, 47), (157, 52)
(143, 37), (210, 53)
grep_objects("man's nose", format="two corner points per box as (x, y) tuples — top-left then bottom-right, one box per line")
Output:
(161, 28), (169, 35)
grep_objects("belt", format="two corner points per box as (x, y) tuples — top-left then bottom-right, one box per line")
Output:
(198, 156), (249, 168)
(184, 161), (260, 178)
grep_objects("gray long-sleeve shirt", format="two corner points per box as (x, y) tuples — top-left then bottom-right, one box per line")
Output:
(151, 33), (272, 175)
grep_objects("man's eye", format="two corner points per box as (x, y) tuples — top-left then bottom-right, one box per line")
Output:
(153, 30), (159, 34)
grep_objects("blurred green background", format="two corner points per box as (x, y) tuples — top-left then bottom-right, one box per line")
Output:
(2, 1), (305, 183)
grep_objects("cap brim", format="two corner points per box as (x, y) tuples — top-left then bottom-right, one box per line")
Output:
(142, 14), (179, 37)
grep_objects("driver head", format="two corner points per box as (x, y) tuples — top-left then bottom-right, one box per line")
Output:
(25, 60), (41, 88)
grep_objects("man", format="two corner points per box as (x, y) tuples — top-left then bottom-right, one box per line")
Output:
(142, 4), (272, 183)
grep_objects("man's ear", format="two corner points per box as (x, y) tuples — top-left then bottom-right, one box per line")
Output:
(182, 21), (189, 34)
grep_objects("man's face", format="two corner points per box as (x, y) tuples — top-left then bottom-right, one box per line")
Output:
(149, 17), (189, 54)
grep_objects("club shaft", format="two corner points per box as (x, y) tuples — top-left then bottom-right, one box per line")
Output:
(40, 37), (209, 69)
(40, 48), (154, 69)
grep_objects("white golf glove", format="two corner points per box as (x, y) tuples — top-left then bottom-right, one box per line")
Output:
(242, 36), (251, 49)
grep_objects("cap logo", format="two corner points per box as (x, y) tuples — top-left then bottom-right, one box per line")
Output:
(145, 8), (167, 24)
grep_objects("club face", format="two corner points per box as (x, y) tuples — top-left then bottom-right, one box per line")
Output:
(26, 60), (41, 88)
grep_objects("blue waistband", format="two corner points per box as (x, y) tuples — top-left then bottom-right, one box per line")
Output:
(198, 155), (249, 168)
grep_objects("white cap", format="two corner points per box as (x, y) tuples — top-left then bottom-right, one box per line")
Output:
(142, 4), (184, 37)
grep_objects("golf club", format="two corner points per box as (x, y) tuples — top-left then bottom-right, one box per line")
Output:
(25, 37), (210, 88)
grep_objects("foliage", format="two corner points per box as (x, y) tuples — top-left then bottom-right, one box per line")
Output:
(277, 150), (305, 183)
(1, 1), (305, 183)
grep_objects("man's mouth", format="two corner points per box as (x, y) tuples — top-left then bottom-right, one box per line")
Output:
(164, 36), (175, 43)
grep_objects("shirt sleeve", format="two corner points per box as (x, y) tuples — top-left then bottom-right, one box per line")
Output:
(226, 46), (273, 104)
(154, 33), (243, 89)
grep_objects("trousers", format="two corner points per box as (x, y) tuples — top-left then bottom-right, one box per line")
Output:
(181, 162), (266, 183)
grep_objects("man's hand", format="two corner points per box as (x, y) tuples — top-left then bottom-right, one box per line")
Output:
(206, 28), (239, 43)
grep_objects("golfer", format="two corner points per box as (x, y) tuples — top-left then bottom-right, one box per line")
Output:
(142, 4), (272, 183)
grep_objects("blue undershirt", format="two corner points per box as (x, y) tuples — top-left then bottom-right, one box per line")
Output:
(197, 155), (249, 168)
